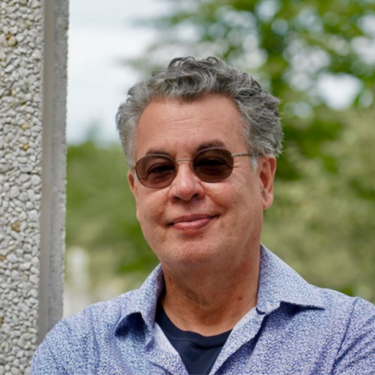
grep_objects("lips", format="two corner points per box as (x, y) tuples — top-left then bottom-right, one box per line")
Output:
(169, 214), (217, 231)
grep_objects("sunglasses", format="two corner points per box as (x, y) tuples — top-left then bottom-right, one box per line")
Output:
(134, 147), (254, 189)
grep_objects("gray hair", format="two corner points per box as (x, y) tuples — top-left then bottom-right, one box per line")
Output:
(116, 56), (282, 168)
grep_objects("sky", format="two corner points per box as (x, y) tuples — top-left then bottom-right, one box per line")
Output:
(67, 0), (171, 144)
(67, 1), (366, 145)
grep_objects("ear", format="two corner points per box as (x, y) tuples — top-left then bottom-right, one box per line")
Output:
(258, 156), (276, 210)
(128, 170), (141, 221)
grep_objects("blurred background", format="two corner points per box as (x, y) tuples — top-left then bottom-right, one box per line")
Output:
(64, 0), (375, 317)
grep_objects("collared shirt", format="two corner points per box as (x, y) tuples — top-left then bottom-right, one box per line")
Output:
(32, 246), (375, 374)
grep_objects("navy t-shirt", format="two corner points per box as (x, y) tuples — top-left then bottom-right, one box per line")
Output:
(156, 303), (231, 375)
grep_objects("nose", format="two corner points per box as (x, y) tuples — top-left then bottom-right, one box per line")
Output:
(168, 161), (205, 202)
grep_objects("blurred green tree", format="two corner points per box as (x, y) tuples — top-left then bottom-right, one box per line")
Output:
(66, 137), (156, 289)
(263, 108), (375, 301)
(127, 0), (375, 179)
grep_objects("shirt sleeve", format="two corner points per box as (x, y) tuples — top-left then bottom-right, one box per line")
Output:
(332, 297), (375, 374)
(31, 311), (92, 375)
(31, 332), (68, 375)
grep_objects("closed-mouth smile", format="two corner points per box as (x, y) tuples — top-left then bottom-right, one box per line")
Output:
(169, 214), (217, 231)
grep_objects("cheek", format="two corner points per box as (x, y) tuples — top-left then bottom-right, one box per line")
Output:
(137, 204), (161, 241)
(136, 193), (165, 224)
(232, 182), (264, 219)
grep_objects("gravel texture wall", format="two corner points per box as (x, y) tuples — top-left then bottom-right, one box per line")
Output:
(0, 0), (68, 373)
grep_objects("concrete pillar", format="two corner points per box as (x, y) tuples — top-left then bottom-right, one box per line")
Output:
(0, 0), (68, 373)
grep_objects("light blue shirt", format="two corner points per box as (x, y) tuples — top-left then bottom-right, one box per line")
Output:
(32, 246), (375, 374)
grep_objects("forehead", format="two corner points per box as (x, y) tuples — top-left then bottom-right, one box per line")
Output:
(134, 96), (247, 157)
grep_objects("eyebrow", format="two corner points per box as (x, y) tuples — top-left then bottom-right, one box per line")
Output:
(145, 140), (226, 156)
(196, 140), (225, 151)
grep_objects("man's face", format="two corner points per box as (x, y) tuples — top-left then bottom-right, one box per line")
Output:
(128, 95), (276, 274)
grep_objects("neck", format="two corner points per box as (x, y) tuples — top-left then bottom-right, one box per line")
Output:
(160, 251), (260, 336)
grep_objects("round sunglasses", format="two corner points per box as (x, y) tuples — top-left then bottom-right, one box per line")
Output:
(134, 147), (254, 189)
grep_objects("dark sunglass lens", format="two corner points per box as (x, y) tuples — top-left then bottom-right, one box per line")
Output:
(136, 155), (176, 188)
(193, 149), (234, 182)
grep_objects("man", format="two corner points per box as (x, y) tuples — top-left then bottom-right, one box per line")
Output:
(32, 57), (375, 374)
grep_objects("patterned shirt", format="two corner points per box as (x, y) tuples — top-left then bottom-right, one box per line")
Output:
(32, 246), (375, 374)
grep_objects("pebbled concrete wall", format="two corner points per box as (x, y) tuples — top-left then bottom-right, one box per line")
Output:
(0, 0), (68, 373)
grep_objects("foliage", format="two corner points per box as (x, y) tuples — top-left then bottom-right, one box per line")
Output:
(127, 0), (375, 179)
(263, 108), (375, 301)
(66, 139), (156, 289)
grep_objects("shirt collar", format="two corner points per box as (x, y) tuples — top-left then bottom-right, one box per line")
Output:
(115, 245), (325, 335)
(256, 245), (325, 314)
(115, 265), (164, 335)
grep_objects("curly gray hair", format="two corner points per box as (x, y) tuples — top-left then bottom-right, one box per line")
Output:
(116, 57), (282, 168)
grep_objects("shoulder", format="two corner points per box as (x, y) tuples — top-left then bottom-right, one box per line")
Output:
(322, 292), (375, 373)
(55, 289), (137, 336)
(32, 266), (164, 373)
(260, 246), (375, 322)
(260, 247), (375, 371)
(301, 287), (375, 373)
(31, 291), (137, 374)
(316, 286), (375, 323)
(292, 278), (375, 340)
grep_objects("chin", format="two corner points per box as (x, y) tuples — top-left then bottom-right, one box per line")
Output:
(162, 245), (224, 269)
